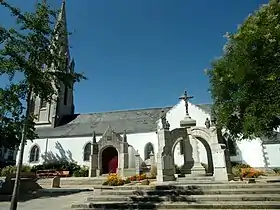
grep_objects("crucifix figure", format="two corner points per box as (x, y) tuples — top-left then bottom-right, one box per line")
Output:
(179, 90), (193, 116)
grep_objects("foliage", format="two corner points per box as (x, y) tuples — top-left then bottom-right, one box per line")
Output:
(207, 0), (280, 139)
(31, 161), (80, 174)
(103, 173), (125, 186)
(0, 1), (86, 148)
(240, 168), (264, 179)
(72, 165), (89, 177)
(102, 173), (151, 186)
(231, 163), (251, 177)
(1, 165), (31, 177)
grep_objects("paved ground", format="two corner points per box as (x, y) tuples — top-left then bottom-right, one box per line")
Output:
(0, 191), (91, 210)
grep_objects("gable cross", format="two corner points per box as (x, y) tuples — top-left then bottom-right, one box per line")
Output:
(179, 90), (193, 116)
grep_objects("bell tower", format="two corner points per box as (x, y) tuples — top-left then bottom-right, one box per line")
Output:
(31, 0), (75, 128)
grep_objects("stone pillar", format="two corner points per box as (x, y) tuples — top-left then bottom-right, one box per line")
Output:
(180, 138), (193, 174)
(89, 132), (98, 177)
(135, 152), (140, 176)
(211, 143), (229, 181)
(157, 127), (175, 182)
(190, 136), (205, 175)
(150, 151), (155, 167)
(118, 131), (129, 178)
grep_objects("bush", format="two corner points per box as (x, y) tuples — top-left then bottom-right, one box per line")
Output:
(103, 173), (125, 186)
(1, 165), (31, 177)
(73, 166), (89, 177)
(240, 168), (264, 179)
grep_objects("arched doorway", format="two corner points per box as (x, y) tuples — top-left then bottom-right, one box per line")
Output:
(102, 146), (118, 174)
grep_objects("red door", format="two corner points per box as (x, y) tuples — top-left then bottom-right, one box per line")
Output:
(108, 156), (118, 173)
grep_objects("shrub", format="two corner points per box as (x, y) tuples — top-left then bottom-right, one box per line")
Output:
(73, 166), (89, 177)
(103, 173), (125, 186)
(240, 168), (264, 179)
(1, 165), (31, 177)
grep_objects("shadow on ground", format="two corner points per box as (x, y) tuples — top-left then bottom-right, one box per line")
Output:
(0, 188), (92, 202)
(89, 185), (204, 209)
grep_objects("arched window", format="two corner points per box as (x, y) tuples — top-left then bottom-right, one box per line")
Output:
(144, 142), (154, 160)
(83, 143), (91, 161)
(29, 145), (40, 163)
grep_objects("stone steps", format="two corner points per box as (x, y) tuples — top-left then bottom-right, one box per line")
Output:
(71, 182), (280, 209)
(87, 194), (280, 202)
(97, 188), (280, 196)
(111, 182), (280, 190)
(71, 201), (280, 209)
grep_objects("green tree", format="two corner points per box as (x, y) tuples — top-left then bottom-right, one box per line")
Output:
(208, 0), (280, 140)
(0, 1), (86, 209)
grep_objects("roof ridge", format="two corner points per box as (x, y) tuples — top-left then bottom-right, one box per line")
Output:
(77, 106), (172, 115)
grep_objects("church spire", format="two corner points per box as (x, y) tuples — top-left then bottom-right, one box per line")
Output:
(53, 0), (70, 65)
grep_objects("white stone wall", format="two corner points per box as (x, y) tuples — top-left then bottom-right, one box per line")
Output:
(20, 132), (156, 167)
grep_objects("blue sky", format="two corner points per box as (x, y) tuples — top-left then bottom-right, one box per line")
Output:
(0, 0), (268, 113)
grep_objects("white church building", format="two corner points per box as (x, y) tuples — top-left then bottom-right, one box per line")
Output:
(18, 1), (280, 175)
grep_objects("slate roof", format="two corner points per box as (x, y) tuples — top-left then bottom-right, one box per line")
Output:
(35, 107), (172, 138)
(195, 104), (212, 114)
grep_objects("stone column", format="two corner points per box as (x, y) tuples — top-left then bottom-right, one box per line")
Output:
(89, 132), (98, 177)
(190, 136), (205, 175)
(180, 138), (193, 174)
(150, 151), (155, 167)
(135, 152), (140, 176)
(156, 124), (175, 182)
(118, 131), (129, 178)
(211, 143), (229, 181)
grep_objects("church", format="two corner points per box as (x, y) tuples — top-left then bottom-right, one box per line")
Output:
(18, 1), (280, 178)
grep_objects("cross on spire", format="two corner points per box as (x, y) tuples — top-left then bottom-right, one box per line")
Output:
(179, 90), (193, 116)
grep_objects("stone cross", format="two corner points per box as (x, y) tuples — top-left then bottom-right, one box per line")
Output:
(179, 90), (193, 116)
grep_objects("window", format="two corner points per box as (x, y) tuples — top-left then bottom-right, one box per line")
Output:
(83, 143), (91, 161)
(40, 99), (47, 109)
(144, 142), (154, 160)
(29, 145), (40, 163)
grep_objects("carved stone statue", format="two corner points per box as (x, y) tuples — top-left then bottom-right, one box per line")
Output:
(161, 113), (170, 130)
(205, 118), (211, 129)
(179, 90), (193, 116)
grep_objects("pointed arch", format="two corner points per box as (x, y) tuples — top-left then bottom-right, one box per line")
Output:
(144, 142), (154, 160)
(29, 144), (40, 163)
(83, 142), (91, 161)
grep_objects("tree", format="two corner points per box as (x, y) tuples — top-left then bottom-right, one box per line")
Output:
(208, 0), (280, 140)
(0, 1), (86, 209)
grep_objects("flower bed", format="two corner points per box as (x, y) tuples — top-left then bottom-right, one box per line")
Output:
(102, 173), (153, 186)
(240, 168), (264, 179)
